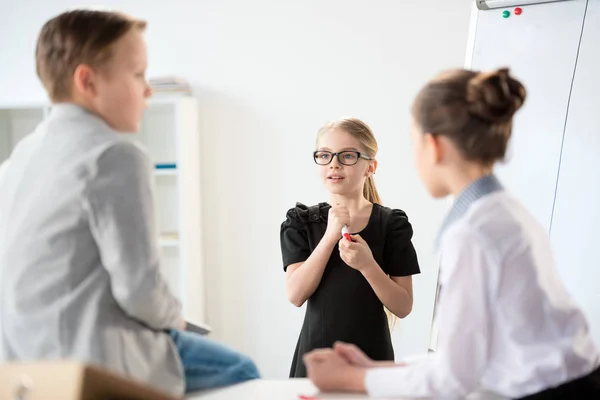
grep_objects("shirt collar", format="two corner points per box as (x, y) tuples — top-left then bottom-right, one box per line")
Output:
(49, 102), (92, 118)
(435, 174), (504, 250)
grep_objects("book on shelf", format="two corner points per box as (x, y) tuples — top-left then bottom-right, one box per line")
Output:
(155, 163), (177, 170)
(160, 232), (179, 242)
(149, 76), (191, 93)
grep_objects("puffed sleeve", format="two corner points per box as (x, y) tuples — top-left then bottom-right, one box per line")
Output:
(383, 209), (421, 277)
(280, 207), (311, 271)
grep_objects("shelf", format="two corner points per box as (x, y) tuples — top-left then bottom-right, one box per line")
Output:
(1, 96), (205, 325)
(155, 168), (178, 177)
(159, 232), (180, 248)
(159, 238), (180, 247)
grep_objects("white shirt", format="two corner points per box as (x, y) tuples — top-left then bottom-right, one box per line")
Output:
(365, 186), (599, 399)
(0, 158), (9, 185)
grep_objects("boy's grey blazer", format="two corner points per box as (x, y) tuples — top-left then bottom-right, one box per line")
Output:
(0, 104), (184, 395)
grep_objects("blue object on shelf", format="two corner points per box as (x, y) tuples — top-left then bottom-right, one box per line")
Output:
(155, 163), (177, 170)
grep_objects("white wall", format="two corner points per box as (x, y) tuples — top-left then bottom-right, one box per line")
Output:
(0, 0), (471, 378)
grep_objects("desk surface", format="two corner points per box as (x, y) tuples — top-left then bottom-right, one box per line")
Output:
(186, 379), (415, 400)
(186, 379), (507, 400)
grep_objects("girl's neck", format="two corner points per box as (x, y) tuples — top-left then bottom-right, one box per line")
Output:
(328, 193), (371, 216)
(447, 163), (493, 197)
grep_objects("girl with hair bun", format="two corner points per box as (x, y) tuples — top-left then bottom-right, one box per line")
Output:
(303, 68), (600, 399)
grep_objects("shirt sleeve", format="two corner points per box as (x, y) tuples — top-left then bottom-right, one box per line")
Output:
(365, 227), (494, 399)
(280, 207), (311, 271)
(383, 209), (420, 277)
(0, 158), (9, 186)
(85, 141), (182, 330)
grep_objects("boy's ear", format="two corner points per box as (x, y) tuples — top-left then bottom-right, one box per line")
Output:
(72, 64), (98, 98)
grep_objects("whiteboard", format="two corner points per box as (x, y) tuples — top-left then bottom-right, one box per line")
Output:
(467, 0), (587, 231)
(549, 0), (600, 348)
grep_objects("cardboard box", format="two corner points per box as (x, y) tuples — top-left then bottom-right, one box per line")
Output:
(0, 361), (180, 400)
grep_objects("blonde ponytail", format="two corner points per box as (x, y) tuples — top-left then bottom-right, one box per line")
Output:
(363, 176), (381, 205)
(362, 162), (396, 330)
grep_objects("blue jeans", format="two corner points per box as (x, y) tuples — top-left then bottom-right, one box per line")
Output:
(169, 329), (260, 392)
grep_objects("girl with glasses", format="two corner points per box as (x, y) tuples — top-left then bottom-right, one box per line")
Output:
(279, 117), (421, 378)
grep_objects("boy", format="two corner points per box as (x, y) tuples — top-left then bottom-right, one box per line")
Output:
(0, 9), (259, 395)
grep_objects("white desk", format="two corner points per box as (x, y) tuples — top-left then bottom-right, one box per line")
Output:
(186, 379), (508, 400)
(186, 379), (414, 400)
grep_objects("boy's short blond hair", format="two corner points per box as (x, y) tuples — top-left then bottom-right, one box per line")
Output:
(35, 9), (147, 102)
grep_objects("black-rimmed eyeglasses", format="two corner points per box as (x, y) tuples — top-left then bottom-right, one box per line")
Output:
(313, 151), (372, 166)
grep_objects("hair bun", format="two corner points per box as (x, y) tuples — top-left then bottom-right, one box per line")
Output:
(466, 68), (526, 123)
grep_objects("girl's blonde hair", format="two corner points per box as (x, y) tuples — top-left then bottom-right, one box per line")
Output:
(317, 117), (397, 329)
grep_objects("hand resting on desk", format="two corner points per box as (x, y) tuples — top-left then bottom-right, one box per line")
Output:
(334, 342), (401, 368)
(304, 341), (403, 394)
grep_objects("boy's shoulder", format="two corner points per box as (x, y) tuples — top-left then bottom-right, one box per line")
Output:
(47, 104), (149, 162)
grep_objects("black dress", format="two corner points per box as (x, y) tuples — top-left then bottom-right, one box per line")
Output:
(280, 202), (421, 378)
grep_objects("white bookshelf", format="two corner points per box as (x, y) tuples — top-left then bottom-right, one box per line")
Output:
(0, 95), (207, 330)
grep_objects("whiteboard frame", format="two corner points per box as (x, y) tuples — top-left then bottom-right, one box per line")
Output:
(476, 0), (573, 10)
(465, 2), (480, 69)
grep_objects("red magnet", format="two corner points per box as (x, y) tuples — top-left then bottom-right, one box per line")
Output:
(514, 7), (523, 15)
